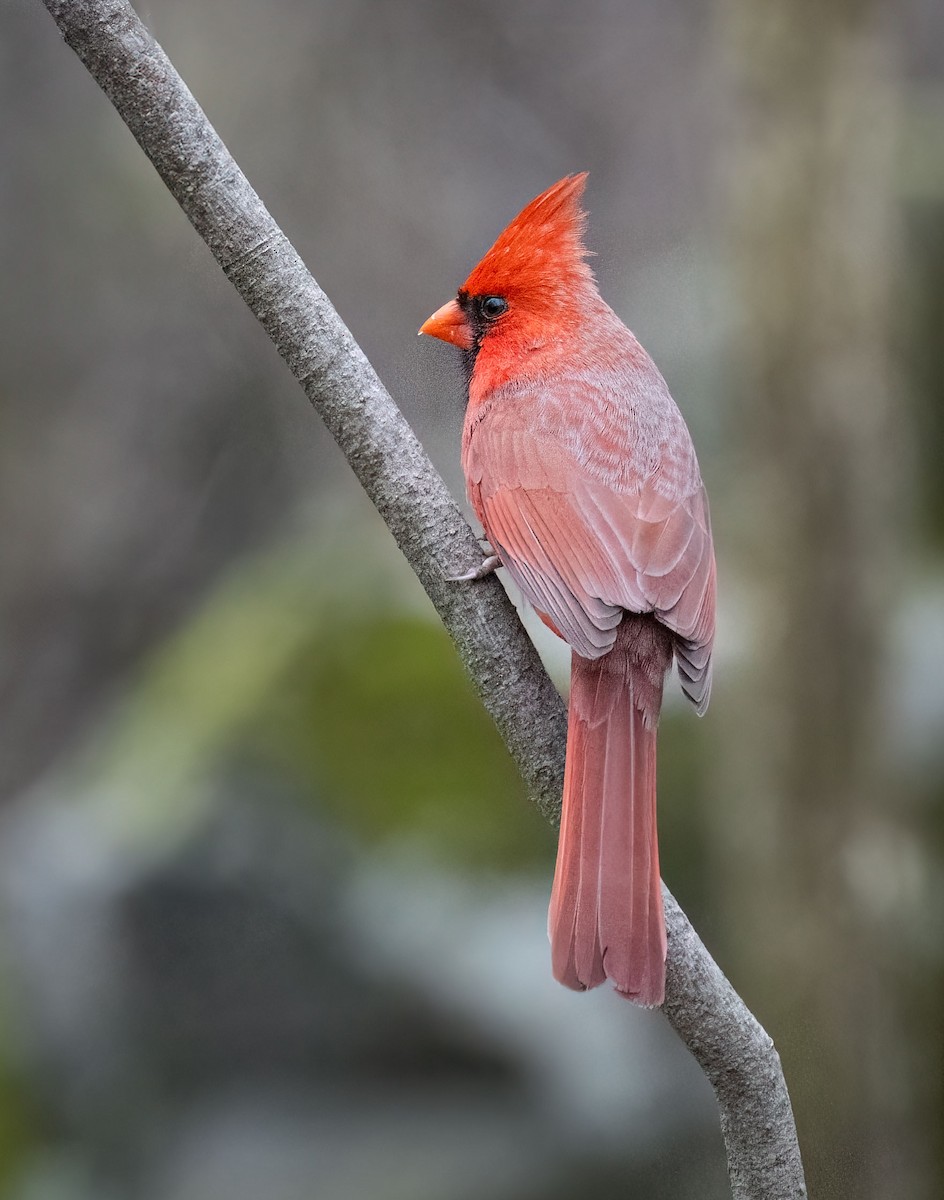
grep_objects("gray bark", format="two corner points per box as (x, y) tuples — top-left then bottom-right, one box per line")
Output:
(37, 1), (806, 1195)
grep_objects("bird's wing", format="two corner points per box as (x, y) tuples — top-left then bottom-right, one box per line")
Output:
(467, 422), (716, 712)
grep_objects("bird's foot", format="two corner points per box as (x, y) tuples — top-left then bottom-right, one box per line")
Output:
(446, 554), (501, 583)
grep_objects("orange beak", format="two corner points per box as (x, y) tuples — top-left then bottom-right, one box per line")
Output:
(418, 298), (473, 350)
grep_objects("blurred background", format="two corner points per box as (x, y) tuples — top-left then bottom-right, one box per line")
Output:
(1, 0), (943, 1196)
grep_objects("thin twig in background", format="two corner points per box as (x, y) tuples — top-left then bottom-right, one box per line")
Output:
(37, 1), (806, 1195)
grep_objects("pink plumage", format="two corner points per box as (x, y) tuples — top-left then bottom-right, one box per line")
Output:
(421, 175), (716, 1006)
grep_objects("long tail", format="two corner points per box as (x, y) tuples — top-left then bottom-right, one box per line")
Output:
(548, 617), (672, 1007)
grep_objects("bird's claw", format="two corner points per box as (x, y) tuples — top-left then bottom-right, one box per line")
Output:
(447, 554), (501, 583)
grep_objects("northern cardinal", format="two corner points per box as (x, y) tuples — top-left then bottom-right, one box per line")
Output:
(420, 174), (715, 1006)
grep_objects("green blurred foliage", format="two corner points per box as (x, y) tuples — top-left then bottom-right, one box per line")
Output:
(69, 533), (551, 871)
(654, 710), (714, 921)
(0, 1003), (40, 1196)
(253, 612), (552, 870)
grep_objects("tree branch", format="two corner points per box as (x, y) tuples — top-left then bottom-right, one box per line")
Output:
(37, 2), (806, 1195)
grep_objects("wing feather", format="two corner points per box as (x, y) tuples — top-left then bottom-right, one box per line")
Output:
(466, 401), (716, 709)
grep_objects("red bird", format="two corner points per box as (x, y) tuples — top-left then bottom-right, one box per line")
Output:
(420, 175), (715, 1006)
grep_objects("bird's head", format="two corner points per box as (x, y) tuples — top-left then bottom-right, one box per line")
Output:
(419, 173), (597, 360)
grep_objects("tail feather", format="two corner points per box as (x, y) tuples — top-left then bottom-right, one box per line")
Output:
(548, 617), (670, 1006)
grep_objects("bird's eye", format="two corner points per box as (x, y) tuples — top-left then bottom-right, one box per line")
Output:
(480, 296), (508, 320)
